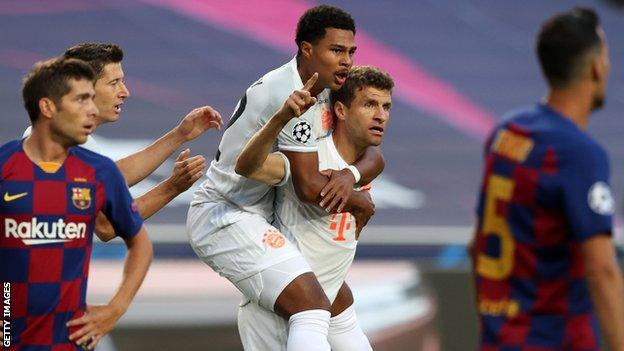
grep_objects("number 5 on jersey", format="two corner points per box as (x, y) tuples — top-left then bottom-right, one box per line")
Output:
(477, 175), (515, 280)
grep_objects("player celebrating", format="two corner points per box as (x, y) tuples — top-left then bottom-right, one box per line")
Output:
(187, 5), (381, 351)
(24, 43), (223, 239)
(236, 66), (394, 350)
(1, 58), (152, 350)
(472, 8), (624, 350)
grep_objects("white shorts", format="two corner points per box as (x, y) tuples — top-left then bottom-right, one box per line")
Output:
(186, 202), (312, 310)
(238, 299), (288, 351)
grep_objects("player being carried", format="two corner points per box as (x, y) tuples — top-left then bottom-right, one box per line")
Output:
(236, 65), (394, 350)
(1, 57), (152, 350)
(186, 5), (382, 351)
(24, 43), (224, 240)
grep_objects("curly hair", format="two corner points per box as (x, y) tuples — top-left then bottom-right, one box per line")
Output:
(295, 5), (355, 55)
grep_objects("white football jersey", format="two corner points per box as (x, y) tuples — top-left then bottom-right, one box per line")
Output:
(275, 133), (366, 303)
(22, 126), (102, 153)
(192, 57), (332, 226)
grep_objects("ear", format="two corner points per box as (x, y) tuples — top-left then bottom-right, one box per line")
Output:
(300, 41), (313, 59)
(38, 97), (56, 120)
(334, 101), (347, 121)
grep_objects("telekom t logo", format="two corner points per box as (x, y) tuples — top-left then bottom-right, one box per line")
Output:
(329, 213), (351, 241)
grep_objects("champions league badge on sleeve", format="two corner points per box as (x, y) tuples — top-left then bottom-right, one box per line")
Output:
(292, 120), (312, 144)
(588, 181), (615, 215)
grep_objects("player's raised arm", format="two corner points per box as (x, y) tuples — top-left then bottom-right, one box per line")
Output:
(235, 73), (318, 185)
(116, 105), (222, 187)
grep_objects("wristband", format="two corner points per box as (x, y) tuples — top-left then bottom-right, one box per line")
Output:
(346, 165), (361, 184)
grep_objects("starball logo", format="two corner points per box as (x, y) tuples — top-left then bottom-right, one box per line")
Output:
(4, 218), (86, 245)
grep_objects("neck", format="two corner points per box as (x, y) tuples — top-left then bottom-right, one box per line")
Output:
(296, 57), (323, 97)
(332, 124), (366, 164)
(23, 123), (70, 164)
(545, 84), (594, 130)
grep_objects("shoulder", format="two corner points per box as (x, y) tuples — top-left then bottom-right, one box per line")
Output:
(70, 146), (119, 174)
(0, 140), (24, 164)
(247, 60), (297, 106)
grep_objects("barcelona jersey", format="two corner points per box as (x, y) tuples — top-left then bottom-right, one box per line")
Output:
(0, 139), (143, 350)
(473, 104), (613, 350)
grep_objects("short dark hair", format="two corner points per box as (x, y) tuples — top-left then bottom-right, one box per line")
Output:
(330, 66), (394, 107)
(63, 43), (123, 78)
(295, 5), (355, 55)
(22, 57), (95, 123)
(537, 8), (601, 89)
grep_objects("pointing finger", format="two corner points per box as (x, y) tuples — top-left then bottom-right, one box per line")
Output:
(302, 72), (318, 92)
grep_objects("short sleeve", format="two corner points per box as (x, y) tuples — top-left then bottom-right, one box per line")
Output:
(100, 160), (144, 239)
(274, 151), (292, 187)
(560, 142), (613, 241)
(278, 110), (319, 153)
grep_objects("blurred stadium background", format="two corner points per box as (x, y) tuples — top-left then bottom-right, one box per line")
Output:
(1, 0), (624, 350)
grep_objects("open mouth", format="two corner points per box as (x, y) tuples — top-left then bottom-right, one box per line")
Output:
(84, 124), (95, 134)
(114, 103), (123, 114)
(369, 126), (384, 136)
(334, 71), (348, 85)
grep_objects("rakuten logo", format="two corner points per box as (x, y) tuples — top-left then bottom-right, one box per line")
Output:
(5, 218), (86, 245)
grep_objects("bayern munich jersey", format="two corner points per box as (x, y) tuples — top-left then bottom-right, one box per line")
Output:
(275, 133), (369, 303)
(0, 139), (143, 350)
(473, 104), (613, 350)
(191, 56), (333, 226)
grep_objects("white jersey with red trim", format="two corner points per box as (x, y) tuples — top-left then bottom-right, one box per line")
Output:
(191, 56), (332, 226)
(275, 132), (368, 303)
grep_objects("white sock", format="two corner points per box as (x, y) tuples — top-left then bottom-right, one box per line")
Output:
(287, 309), (331, 351)
(328, 305), (372, 351)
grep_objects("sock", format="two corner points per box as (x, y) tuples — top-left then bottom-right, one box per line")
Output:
(287, 309), (331, 351)
(328, 305), (372, 351)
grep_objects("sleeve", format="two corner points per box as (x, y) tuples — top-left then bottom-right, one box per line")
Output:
(277, 108), (319, 153)
(274, 151), (292, 187)
(560, 142), (613, 242)
(100, 159), (144, 239)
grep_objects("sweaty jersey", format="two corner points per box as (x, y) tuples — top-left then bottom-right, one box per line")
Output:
(191, 57), (332, 227)
(473, 104), (613, 350)
(0, 139), (143, 350)
(275, 133), (368, 302)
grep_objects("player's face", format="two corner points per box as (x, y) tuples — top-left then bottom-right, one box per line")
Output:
(51, 79), (98, 146)
(592, 28), (610, 112)
(343, 86), (392, 147)
(308, 28), (356, 91)
(93, 62), (129, 125)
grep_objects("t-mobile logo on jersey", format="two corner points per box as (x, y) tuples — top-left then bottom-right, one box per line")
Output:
(4, 218), (87, 245)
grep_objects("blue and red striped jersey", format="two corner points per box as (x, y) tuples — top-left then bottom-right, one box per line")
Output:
(473, 104), (613, 350)
(0, 139), (143, 350)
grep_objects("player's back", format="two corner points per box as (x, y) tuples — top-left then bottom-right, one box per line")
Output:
(474, 104), (611, 349)
(0, 139), (142, 349)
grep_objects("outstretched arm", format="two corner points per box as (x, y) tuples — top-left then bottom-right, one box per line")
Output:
(116, 105), (222, 187)
(68, 228), (153, 349)
(95, 149), (206, 241)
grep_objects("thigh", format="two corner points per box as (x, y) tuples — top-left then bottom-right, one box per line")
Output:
(238, 300), (288, 351)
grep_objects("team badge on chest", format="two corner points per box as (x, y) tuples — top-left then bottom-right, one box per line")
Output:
(72, 187), (92, 210)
